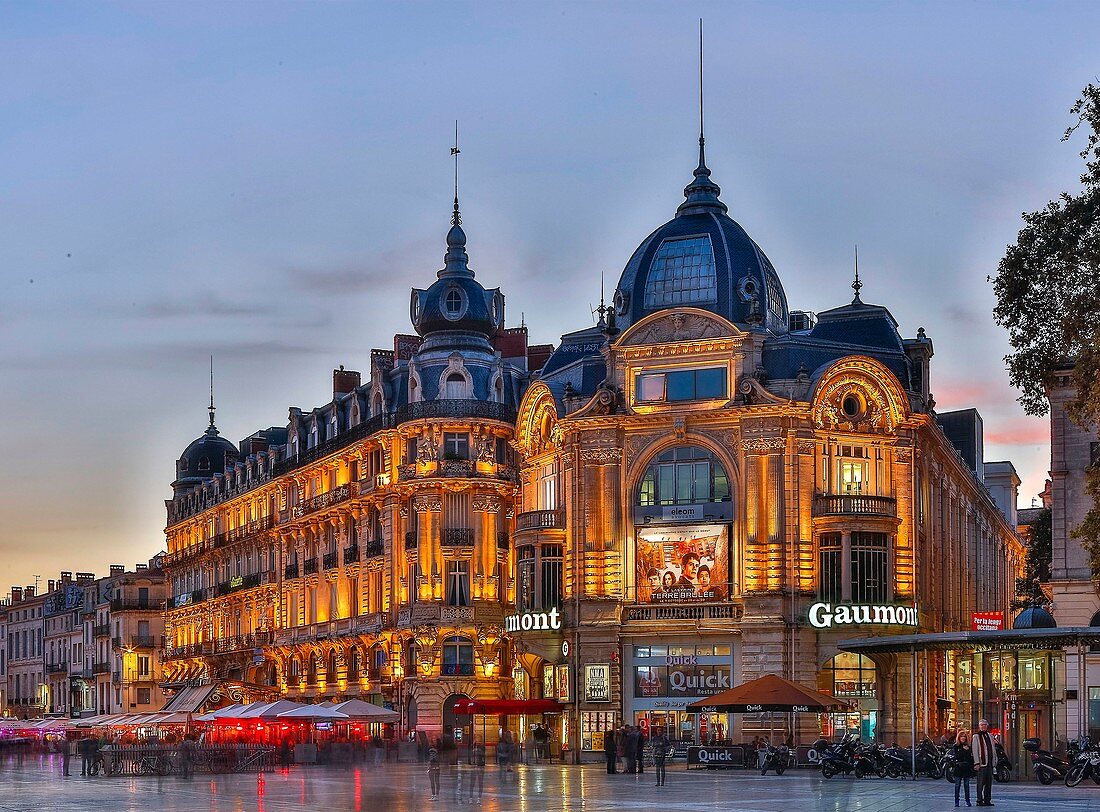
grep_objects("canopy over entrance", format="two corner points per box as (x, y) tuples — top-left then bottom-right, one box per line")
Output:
(687, 674), (851, 713)
(838, 626), (1100, 655)
(453, 699), (565, 716)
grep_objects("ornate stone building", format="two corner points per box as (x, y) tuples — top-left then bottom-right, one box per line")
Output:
(511, 138), (1025, 755)
(162, 196), (536, 734)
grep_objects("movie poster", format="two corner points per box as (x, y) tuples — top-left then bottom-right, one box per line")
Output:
(635, 526), (727, 603)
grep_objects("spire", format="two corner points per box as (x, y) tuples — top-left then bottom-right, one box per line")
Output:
(677, 19), (728, 217)
(851, 244), (863, 303)
(441, 121), (473, 278)
(205, 355), (220, 436)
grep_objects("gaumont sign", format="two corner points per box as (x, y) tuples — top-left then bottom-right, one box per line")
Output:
(504, 607), (562, 634)
(808, 602), (918, 629)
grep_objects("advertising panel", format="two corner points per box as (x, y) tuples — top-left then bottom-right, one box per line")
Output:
(971, 611), (1005, 631)
(635, 525), (728, 603)
(584, 664), (611, 702)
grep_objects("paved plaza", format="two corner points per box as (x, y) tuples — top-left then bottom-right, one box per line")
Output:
(6, 756), (1100, 812)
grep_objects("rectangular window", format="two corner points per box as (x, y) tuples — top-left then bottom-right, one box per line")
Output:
(819, 533), (843, 601)
(136, 687), (151, 705)
(446, 560), (470, 607)
(850, 532), (888, 603)
(443, 433), (469, 460)
(540, 544), (563, 610)
(518, 547), (536, 612)
(839, 460), (866, 493)
(1089, 687), (1100, 744)
(634, 366), (728, 404)
(138, 656), (151, 678)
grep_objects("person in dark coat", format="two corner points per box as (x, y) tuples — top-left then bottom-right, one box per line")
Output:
(953, 730), (975, 807)
(603, 728), (617, 774)
(635, 727), (647, 774)
(651, 726), (671, 787)
(971, 720), (995, 807)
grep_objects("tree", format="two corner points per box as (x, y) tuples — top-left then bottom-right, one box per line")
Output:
(992, 84), (1100, 570)
(1013, 508), (1051, 608)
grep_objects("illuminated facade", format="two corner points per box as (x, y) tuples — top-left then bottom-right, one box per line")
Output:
(162, 197), (535, 735)
(510, 139), (1026, 754)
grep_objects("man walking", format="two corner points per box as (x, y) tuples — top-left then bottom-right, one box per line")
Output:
(603, 727), (617, 774)
(651, 726), (670, 787)
(971, 719), (995, 807)
(636, 726), (647, 774)
(62, 735), (74, 776)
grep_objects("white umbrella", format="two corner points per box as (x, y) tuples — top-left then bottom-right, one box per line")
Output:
(242, 700), (306, 720)
(330, 699), (399, 723)
(276, 705), (350, 721)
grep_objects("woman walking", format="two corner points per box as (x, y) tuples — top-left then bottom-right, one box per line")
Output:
(952, 731), (975, 807)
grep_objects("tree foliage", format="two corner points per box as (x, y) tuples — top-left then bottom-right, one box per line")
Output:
(1013, 508), (1051, 608)
(992, 84), (1100, 570)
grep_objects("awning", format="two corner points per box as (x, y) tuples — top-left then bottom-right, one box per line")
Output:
(161, 682), (219, 713)
(453, 699), (565, 716)
(838, 626), (1100, 655)
(329, 699), (399, 722)
(687, 674), (851, 713)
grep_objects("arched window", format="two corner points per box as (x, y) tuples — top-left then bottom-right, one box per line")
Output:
(289, 657), (300, 681)
(637, 446), (730, 506)
(372, 392), (384, 417)
(179, 457), (189, 472)
(348, 648), (360, 681)
(444, 372), (468, 399)
(307, 653), (318, 685)
(327, 649), (338, 681)
(817, 652), (877, 699)
(445, 289), (463, 316)
(493, 377), (504, 404)
(409, 376), (421, 403)
(442, 636), (474, 677)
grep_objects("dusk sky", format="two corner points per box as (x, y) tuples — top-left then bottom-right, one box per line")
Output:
(2, 1), (1097, 593)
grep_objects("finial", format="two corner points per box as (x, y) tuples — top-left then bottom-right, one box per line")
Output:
(698, 18), (705, 168)
(207, 355), (218, 433)
(851, 244), (863, 303)
(451, 120), (461, 226)
(677, 19), (727, 218)
(595, 272), (608, 330)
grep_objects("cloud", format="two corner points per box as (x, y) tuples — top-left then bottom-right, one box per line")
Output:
(985, 421), (1050, 446)
(129, 294), (282, 320)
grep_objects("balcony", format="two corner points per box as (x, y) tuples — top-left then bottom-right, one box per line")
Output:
(92, 662), (111, 675)
(323, 551), (339, 570)
(285, 562), (300, 579)
(440, 528), (474, 547)
(404, 531), (417, 551)
(93, 624), (110, 638)
(397, 600), (505, 627)
(110, 599), (159, 612)
(46, 662), (67, 674)
(398, 458), (519, 483)
(209, 631), (273, 655)
(131, 635), (156, 648)
(516, 509), (566, 532)
(303, 558), (319, 576)
(343, 545), (359, 564)
(164, 642), (205, 660)
(363, 540), (384, 559)
(812, 493), (898, 518)
(292, 484), (353, 519)
(272, 414), (387, 477)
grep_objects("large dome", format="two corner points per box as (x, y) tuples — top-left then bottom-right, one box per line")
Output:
(613, 145), (789, 335)
(172, 421), (239, 494)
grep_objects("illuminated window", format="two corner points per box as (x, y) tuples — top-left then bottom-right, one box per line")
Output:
(637, 446), (730, 506)
(840, 461), (865, 493)
(643, 236), (717, 307)
(446, 561), (470, 607)
(442, 637), (474, 676)
(818, 652), (876, 698)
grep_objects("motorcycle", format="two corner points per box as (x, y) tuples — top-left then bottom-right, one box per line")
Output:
(940, 745), (958, 782)
(1024, 737), (1071, 785)
(853, 743), (888, 779)
(820, 734), (858, 779)
(760, 742), (790, 776)
(882, 743), (913, 778)
(994, 741), (1013, 783)
(1065, 743), (1100, 788)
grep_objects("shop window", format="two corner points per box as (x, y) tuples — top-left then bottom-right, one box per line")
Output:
(635, 366), (727, 403)
(818, 652), (877, 698)
(637, 446), (730, 506)
(1089, 687), (1100, 744)
(442, 637), (474, 677)
(1017, 654), (1047, 690)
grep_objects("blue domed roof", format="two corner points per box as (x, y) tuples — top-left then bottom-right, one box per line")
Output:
(1012, 606), (1057, 629)
(173, 421), (239, 492)
(613, 143), (788, 335)
(410, 199), (504, 341)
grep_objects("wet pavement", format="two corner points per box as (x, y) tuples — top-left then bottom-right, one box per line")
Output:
(5, 753), (1100, 811)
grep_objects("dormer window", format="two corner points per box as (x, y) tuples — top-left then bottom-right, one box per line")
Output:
(635, 366), (727, 404)
(446, 289), (462, 314)
(197, 456), (211, 472)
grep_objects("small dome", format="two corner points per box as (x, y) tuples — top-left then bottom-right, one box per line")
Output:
(173, 423), (239, 493)
(1012, 606), (1057, 629)
(613, 145), (788, 334)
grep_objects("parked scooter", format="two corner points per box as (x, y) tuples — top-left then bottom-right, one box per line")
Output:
(853, 743), (888, 779)
(994, 740), (1013, 783)
(760, 742), (790, 776)
(1024, 737), (1072, 785)
(1065, 742), (1100, 787)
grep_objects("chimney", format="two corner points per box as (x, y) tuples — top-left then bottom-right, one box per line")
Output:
(76, 572), (95, 584)
(109, 565), (124, 576)
(25, 586), (35, 598)
(135, 564), (147, 572)
(11, 587), (22, 603)
(333, 366), (361, 396)
(48, 580), (56, 594)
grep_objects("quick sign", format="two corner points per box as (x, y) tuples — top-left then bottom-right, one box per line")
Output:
(807, 602), (918, 629)
(972, 611), (1004, 631)
(585, 664), (611, 703)
(686, 746), (740, 768)
(504, 607), (562, 634)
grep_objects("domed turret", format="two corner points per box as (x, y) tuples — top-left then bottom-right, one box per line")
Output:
(613, 139), (788, 335)
(410, 197), (504, 348)
(1012, 606), (1057, 630)
(172, 403), (239, 496)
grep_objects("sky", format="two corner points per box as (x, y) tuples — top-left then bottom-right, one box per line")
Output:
(1, 0), (1096, 593)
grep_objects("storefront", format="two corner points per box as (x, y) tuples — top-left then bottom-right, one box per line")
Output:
(817, 652), (878, 740)
(625, 641), (736, 744)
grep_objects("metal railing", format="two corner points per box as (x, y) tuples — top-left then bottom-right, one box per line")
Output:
(343, 545), (359, 564)
(93, 624), (110, 637)
(131, 635), (156, 648)
(303, 558), (318, 575)
(363, 540), (384, 559)
(323, 551), (339, 570)
(89, 744), (276, 777)
(292, 484), (353, 519)
(92, 662), (111, 674)
(516, 509), (566, 531)
(440, 528), (474, 547)
(110, 599), (159, 611)
(812, 493), (897, 517)
(284, 562), (300, 579)
(46, 662), (67, 674)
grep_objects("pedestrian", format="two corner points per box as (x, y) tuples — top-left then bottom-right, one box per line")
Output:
(524, 727), (535, 766)
(427, 747), (441, 800)
(952, 730), (975, 807)
(62, 735), (74, 777)
(501, 729), (516, 775)
(468, 738), (486, 804)
(603, 727), (617, 775)
(616, 726), (626, 772)
(636, 726), (647, 774)
(624, 726), (638, 774)
(651, 726), (670, 787)
(180, 734), (194, 779)
(79, 735), (93, 776)
(279, 738), (292, 769)
(971, 719), (995, 807)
